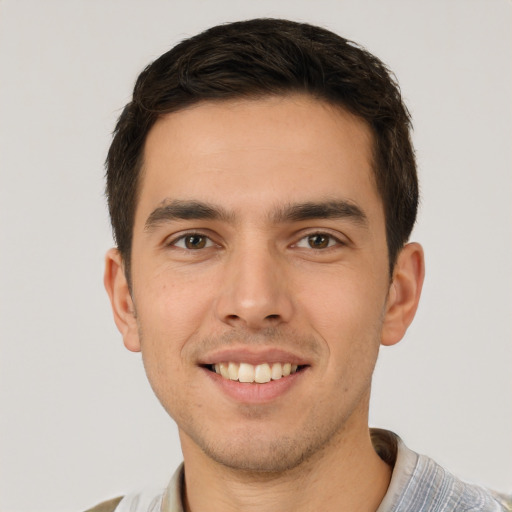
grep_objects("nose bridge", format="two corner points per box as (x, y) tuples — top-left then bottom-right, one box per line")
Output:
(215, 234), (293, 328)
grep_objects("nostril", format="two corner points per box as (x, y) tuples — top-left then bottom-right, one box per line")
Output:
(265, 314), (280, 320)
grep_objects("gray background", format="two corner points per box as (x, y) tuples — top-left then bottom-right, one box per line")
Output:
(0, 1), (511, 510)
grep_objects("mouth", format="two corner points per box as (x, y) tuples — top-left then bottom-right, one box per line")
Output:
(203, 362), (307, 383)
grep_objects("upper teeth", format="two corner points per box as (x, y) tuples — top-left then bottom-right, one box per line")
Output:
(213, 362), (299, 383)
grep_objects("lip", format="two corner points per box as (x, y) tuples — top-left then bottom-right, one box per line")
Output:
(197, 346), (311, 404)
(201, 364), (309, 404)
(198, 347), (310, 366)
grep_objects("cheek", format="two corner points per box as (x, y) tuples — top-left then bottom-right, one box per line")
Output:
(295, 265), (387, 382)
(134, 273), (216, 417)
(296, 264), (387, 334)
(137, 266), (213, 333)
(133, 270), (216, 377)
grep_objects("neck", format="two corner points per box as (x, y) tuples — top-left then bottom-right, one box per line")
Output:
(179, 425), (392, 512)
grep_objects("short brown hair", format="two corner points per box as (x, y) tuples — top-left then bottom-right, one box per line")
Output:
(106, 18), (418, 280)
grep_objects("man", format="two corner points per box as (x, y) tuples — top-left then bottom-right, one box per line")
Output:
(97, 18), (510, 512)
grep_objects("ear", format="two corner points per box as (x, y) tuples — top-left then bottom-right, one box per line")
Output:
(103, 248), (141, 352)
(381, 242), (425, 347)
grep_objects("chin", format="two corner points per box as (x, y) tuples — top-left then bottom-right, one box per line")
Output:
(203, 437), (310, 474)
(187, 419), (345, 475)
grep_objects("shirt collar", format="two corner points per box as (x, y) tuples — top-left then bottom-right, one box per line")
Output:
(161, 429), (415, 512)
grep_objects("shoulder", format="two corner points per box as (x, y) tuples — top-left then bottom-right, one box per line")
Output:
(83, 496), (124, 512)
(83, 465), (183, 512)
(83, 489), (165, 512)
(375, 430), (511, 511)
(410, 452), (510, 511)
(488, 491), (512, 511)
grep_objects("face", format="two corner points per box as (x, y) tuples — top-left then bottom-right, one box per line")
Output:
(106, 95), (422, 473)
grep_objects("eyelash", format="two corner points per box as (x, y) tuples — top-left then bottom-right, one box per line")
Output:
(294, 232), (345, 250)
(168, 232), (216, 250)
(167, 231), (345, 251)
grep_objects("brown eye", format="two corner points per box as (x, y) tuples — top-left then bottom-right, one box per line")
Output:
(294, 233), (340, 250)
(184, 235), (207, 249)
(171, 234), (214, 250)
(308, 234), (330, 249)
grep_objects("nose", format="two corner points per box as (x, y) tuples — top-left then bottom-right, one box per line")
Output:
(214, 240), (294, 330)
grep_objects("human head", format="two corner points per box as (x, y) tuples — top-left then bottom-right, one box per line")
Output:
(106, 18), (418, 283)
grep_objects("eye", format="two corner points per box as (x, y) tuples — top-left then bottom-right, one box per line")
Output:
(295, 233), (340, 249)
(171, 233), (215, 250)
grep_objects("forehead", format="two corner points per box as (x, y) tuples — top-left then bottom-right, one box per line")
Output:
(137, 95), (380, 224)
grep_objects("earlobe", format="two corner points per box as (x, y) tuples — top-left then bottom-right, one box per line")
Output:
(103, 248), (141, 352)
(381, 242), (425, 347)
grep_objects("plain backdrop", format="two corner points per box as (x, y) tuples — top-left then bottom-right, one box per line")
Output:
(0, 1), (511, 510)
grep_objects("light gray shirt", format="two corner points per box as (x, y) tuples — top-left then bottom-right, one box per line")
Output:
(110, 430), (511, 512)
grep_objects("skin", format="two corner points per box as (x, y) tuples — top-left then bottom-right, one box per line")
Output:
(105, 95), (424, 512)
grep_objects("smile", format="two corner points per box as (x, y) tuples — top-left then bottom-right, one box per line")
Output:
(210, 362), (302, 383)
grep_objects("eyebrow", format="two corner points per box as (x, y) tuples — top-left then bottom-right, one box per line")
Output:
(144, 198), (368, 231)
(144, 200), (234, 231)
(270, 200), (368, 226)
